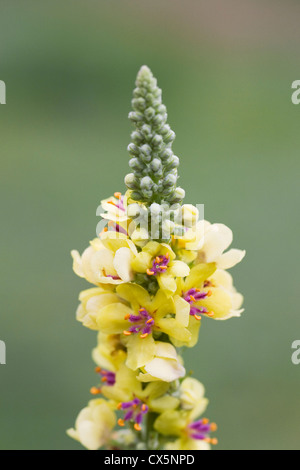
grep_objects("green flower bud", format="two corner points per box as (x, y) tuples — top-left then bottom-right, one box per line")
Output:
(124, 173), (139, 189)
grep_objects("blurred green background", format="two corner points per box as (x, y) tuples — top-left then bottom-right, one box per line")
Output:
(1, 0), (299, 450)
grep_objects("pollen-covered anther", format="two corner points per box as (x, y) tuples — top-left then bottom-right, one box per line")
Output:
(118, 418), (125, 427)
(90, 387), (101, 395)
(125, 307), (155, 338)
(123, 330), (132, 336)
(124, 313), (131, 320)
(114, 192), (122, 199)
(118, 398), (149, 431)
(147, 269), (155, 276)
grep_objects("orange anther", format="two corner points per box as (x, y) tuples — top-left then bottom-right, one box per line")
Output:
(194, 315), (202, 321)
(140, 333), (149, 339)
(117, 403), (122, 410)
(210, 423), (218, 432)
(207, 290), (213, 297)
(160, 266), (168, 270)
(141, 404), (147, 412)
(190, 295), (196, 302)
(202, 418), (209, 425)
(155, 257), (161, 263)
(118, 418), (125, 427)
(123, 330), (132, 336)
(101, 377), (108, 383)
(147, 269), (155, 276)
(124, 313), (131, 320)
(146, 318), (153, 324)
(90, 387), (101, 395)
(114, 192), (122, 199)
(95, 367), (101, 373)
(211, 438), (218, 446)
(134, 423), (142, 431)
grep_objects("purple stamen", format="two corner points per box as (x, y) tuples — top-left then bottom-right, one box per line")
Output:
(118, 398), (149, 429)
(125, 307), (155, 338)
(183, 287), (212, 319)
(96, 368), (116, 387)
(187, 419), (216, 442)
(148, 255), (170, 276)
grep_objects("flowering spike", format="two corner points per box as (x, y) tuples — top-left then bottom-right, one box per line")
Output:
(68, 65), (245, 452)
(125, 65), (184, 207)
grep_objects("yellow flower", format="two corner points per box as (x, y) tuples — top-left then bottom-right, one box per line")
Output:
(96, 283), (191, 370)
(131, 241), (190, 295)
(76, 287), (122, 330)
(137, 341), (185, 383)
(100, 193), (128, 224)
(92, 333), (127, 372)
(67, 399), (116, 450)
(179, 377), (207, 411)
(101, 364), (179, 431)
(154, 391), (217, 451)
(71, 232), (137, 286)
(173, 264), (244, 347)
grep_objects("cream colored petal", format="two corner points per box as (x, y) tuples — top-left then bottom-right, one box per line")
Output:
(184, 263), (216, 291)
(144, 357), (185, 382)
(155, 341), (178, 360)
(171, 296), (189, 328)
(180, 378), (205, 410)
(116, 283), (151, 310)
(71, 250), (85, 278)
(199, 287), (232, 319)
(131, 251), (152, 273)
(216, 249), (246, 269)
(210, 269), (233, 290)
(149, 396), (180, 413)
(125, 333), (156, 370)
(169, 260), (190, 278)
(156, 317), (192, 342)
(158, 273), (177, 294)
(201, 223), (233, 262)
(113, 247), (134, 282)
(96, 303), (132, 334)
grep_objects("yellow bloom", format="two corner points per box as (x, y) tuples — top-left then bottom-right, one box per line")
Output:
(137, 341), (185, 383)
(100, 193), (129, 224)
(173, 264), (244, 347)
(76, 287), (122, 330)
(154, 391), (217, 450)
(92, 332), (127, 372)
(71, 233), (137, 286)
(179, 377), (207, 411)
(67, 399), (116, 450)
(96, 283), (191, 370)
(174, 220), (245, 269)
(101, 364), (179, 431)
(131, 241), (190, 295)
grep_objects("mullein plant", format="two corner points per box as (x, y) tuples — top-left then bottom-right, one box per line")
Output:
(68, 66), (245, 451)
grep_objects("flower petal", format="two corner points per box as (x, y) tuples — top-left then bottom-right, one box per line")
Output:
(216, 248), (246, 269)
(169, 260), (190, 277)
(113, 247), (134, 282)
(125, 333), (156, 370)
(97, 303), (132, 334)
